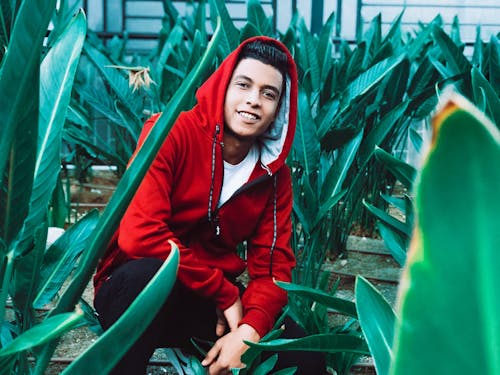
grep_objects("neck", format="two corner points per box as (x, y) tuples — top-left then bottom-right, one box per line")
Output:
(223, 132), (255, 165)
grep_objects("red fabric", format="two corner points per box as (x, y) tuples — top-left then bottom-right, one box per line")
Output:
(94, 36), (298, 337)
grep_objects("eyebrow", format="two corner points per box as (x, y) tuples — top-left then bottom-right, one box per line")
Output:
(234, 74), (282, 96)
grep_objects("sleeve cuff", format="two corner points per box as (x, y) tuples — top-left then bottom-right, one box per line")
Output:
(239, 307), (273, 338)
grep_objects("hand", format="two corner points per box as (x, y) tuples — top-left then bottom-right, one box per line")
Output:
(215, 297), (243, 336)
(202, 324), (260, 375)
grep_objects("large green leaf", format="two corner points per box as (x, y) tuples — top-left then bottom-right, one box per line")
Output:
(293, 87), (320, 175)
(318, 12), (335, 83)
(208, 0), (239, 57)
(320, 131), (362, 204)
(247, 0), (272, 36)
(13, 10), (86, 255)
(357, 101), (409, 169)
(488, 35), (500, 97)
(373, 147), (416, 190)
(343, 55), (406, 107)
(0, 312), (83, 358)
(471, 67), (500, 126)
(61, 246), (179, 375)
(391, 94), (500, 374)
(34, 210), (99, 308)
(355, 276), (396, 375)
(377, 221), (407, 266)
(298, 18), (320, 94)
(276, 281), (357, 318)
(0, 0), (56, 180)
(11, 223), (46, 320)
(0, 1), (13, 56)
(246, 333), (369, 355)
(82, 42), (136, 111)
(432, 24), (471, 75)
(33, 20), (223, 372)
(1, 102), (37, 248)
(362, 199), (410, 237)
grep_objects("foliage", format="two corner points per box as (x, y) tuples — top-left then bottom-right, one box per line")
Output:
(2, 0), (500, 374)
(0, 2), (222, 375)
(355, 93), (500, 374)
(389, 94), (500, 374)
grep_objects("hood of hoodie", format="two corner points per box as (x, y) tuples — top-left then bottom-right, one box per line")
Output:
(195, 36), (298, 175)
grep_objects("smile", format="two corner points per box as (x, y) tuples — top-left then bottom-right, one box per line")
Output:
(238, 111), (260, 120)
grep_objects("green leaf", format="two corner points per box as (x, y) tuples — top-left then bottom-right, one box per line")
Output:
(246, 333), (369, 355)
(276, 281), (358, 318)
(34, 20), (223, 372)
(208, 0), (239, 58)
(377, 221), (407, 266)
(471, 67), (500, 126)
(0, 312), (83, 357)
(432, 25), (471, 77)
(293, 87), (320, 175)
(298, 18), (320, 93)
(362, 199), (410, 237)
(1, 99), (37, 247)
(392, 94), (500, 374)
(82, 42), (136, 110)
(271, 368), (297, 375)
(11, 223), (46, 315)
(318, 12), (335, 83)
(0, 0), (56, 180)
(320, 126), (357, 152)
(14, 10), (86, 255)
(357, 101), (409, 168)
(320, 130), (362, 203)
(61, 247), (179, 375)
(382, 11), (403, 46)
(341, 55), (406, 110)
(253, 354), (278, 375)
(355, 276), (396, 375)
(374, 146), (416, 190)
(34, 210), (99, 308)
(472, 26), (483, 69)
(247, 0), (272, 36)
(488, 35), (500, 97)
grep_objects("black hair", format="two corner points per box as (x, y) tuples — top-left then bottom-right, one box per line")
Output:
(238, 40), (289, 79)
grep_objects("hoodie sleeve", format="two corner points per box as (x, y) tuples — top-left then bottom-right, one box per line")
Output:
(239, 167), (296, 337)
(117, 114), (239, 311)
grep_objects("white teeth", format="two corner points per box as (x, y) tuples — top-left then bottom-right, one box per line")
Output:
(238, 111), (258, 120)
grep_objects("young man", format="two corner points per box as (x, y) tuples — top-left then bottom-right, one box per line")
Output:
(94, 36), (325, 374)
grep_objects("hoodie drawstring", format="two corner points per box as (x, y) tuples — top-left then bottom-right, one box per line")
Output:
(208, 125), (220, 235)
(268, 174), (277, 276)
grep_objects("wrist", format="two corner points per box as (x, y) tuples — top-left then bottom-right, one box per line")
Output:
(238, 324), (260, 342)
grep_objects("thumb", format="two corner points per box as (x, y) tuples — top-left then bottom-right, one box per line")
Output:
(215, 316), (226, 336)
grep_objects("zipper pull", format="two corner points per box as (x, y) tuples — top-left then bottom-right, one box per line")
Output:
(212, 215), (221, 237)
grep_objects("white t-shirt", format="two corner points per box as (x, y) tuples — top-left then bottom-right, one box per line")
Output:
(218, 144), (259, 207)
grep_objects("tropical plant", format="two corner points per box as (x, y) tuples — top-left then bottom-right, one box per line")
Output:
(0, 2), (222, 374)
(356, 93), (500, 374)
(391, 93), (500, 374)
(362, 19), (500, 268)
(0, 2), (89, 373)
(64, 0), (214, 177)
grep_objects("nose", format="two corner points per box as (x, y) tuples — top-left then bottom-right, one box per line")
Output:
(246, 88), (260, 106)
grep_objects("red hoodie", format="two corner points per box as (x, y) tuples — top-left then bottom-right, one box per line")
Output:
(94, 36), (298, 337)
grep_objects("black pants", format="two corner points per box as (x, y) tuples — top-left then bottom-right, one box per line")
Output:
(94, 258), (326, 374)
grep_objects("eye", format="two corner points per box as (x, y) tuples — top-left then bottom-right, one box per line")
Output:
(235, 81), (249, 89)
(263, 90), (278, 101)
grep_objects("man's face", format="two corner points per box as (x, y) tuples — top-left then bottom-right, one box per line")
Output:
(224, 58), (284, 142)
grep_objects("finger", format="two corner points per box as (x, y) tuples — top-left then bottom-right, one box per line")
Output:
(215, 317), (226, 336)
(202, 342), (221, 367)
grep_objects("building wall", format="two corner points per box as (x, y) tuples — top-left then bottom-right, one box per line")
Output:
(77, 0), (499, 52)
